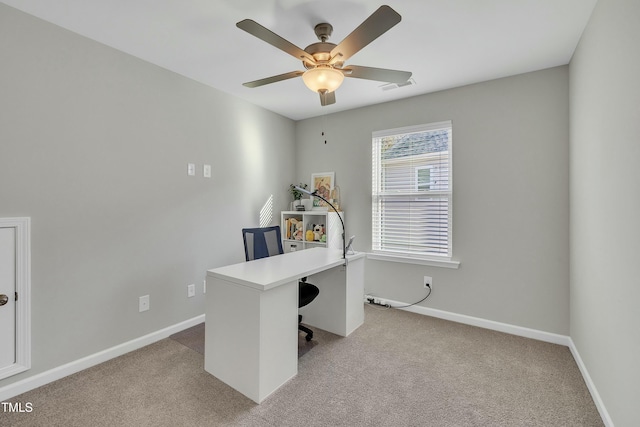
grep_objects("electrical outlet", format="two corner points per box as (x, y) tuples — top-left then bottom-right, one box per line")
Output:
(139, 295), (150, 312)
(187, 284), (195, 298)
(424, 276), (433, 288)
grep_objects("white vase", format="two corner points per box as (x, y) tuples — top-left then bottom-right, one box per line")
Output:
(302, 199), (313, 210)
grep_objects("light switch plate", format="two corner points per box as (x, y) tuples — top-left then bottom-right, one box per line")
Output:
(187, 163), (195, 176)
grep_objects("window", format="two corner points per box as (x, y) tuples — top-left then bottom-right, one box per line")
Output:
(372, 121), (452, 259)
(416, 166), (433, 191)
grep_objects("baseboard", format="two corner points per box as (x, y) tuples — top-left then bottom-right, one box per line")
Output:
(0, 314), (204, 402)
(381, 298), (571, 346)
(568, 338), (614, 427)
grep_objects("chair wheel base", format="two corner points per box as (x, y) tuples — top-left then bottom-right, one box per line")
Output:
(299, 323), (314, 342)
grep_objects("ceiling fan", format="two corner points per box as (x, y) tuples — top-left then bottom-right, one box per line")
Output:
(236, 5), (412, 106)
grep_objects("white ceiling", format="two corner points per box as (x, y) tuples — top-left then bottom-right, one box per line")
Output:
(2, 0), (597, 121)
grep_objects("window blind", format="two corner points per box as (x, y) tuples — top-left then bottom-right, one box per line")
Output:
(372, 121), (452, 259)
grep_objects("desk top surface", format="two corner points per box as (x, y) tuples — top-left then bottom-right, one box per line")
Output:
(207, 248), (364, 291)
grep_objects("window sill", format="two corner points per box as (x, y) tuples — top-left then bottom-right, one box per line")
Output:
(366, 253), (460, 269)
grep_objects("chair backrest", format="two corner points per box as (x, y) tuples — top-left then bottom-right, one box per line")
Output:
(242, 226), (284, 261)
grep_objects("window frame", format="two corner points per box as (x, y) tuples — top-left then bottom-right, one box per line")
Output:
(371, 121), (454, 262)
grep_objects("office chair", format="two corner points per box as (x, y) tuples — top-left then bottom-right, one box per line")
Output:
(242, 226), (319, 341)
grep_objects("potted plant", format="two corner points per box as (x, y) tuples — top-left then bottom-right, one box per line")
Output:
(289, 183), (308, 209)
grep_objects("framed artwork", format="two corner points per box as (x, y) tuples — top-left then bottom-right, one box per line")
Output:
(311, 172), (335, 208)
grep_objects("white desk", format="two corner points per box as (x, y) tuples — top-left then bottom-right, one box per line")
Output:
(204, 247), (365, 403)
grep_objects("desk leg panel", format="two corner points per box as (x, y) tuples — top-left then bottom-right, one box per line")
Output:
(300, 256), (364, 336)
(345, 256), (365, 335)
(299, 267), (346, 336)
(258, 279), (298, 402)
(205, 278), (298, 403)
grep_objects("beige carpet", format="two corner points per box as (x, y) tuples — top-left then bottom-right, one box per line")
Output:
(2, 306), (603, 426)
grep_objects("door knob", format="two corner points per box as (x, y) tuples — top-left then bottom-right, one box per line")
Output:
(0, 294), (8, 306)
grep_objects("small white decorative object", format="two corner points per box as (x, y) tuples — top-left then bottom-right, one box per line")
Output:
(302, 199), (313, 210)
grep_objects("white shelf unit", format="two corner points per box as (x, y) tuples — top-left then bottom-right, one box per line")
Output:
(281, 210), (344, 253)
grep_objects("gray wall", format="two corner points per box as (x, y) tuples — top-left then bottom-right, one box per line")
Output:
(569, 0), (640, 424)
(295, 67), (570, 334)
(0, 4), (295, 387)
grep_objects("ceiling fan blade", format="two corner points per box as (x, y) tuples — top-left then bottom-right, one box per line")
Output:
(319, 91), (336, 106)
(342, 65), (411, 84)
(243, 71), (304, 88)
(330, 5), (401, 63)
(237, 19), (316, 64)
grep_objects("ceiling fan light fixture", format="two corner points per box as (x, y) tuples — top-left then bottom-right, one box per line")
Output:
(237, 6), (409, 107)
(302, 66), (344, 94)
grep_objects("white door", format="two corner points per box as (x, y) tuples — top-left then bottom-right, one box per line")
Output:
(0, 226), (16, 368)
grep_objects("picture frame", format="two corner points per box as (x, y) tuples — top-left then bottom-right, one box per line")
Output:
(311, 172), (335, 209)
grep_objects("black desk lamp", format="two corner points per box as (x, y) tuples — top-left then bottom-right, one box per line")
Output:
(294, 185), (346, 259)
